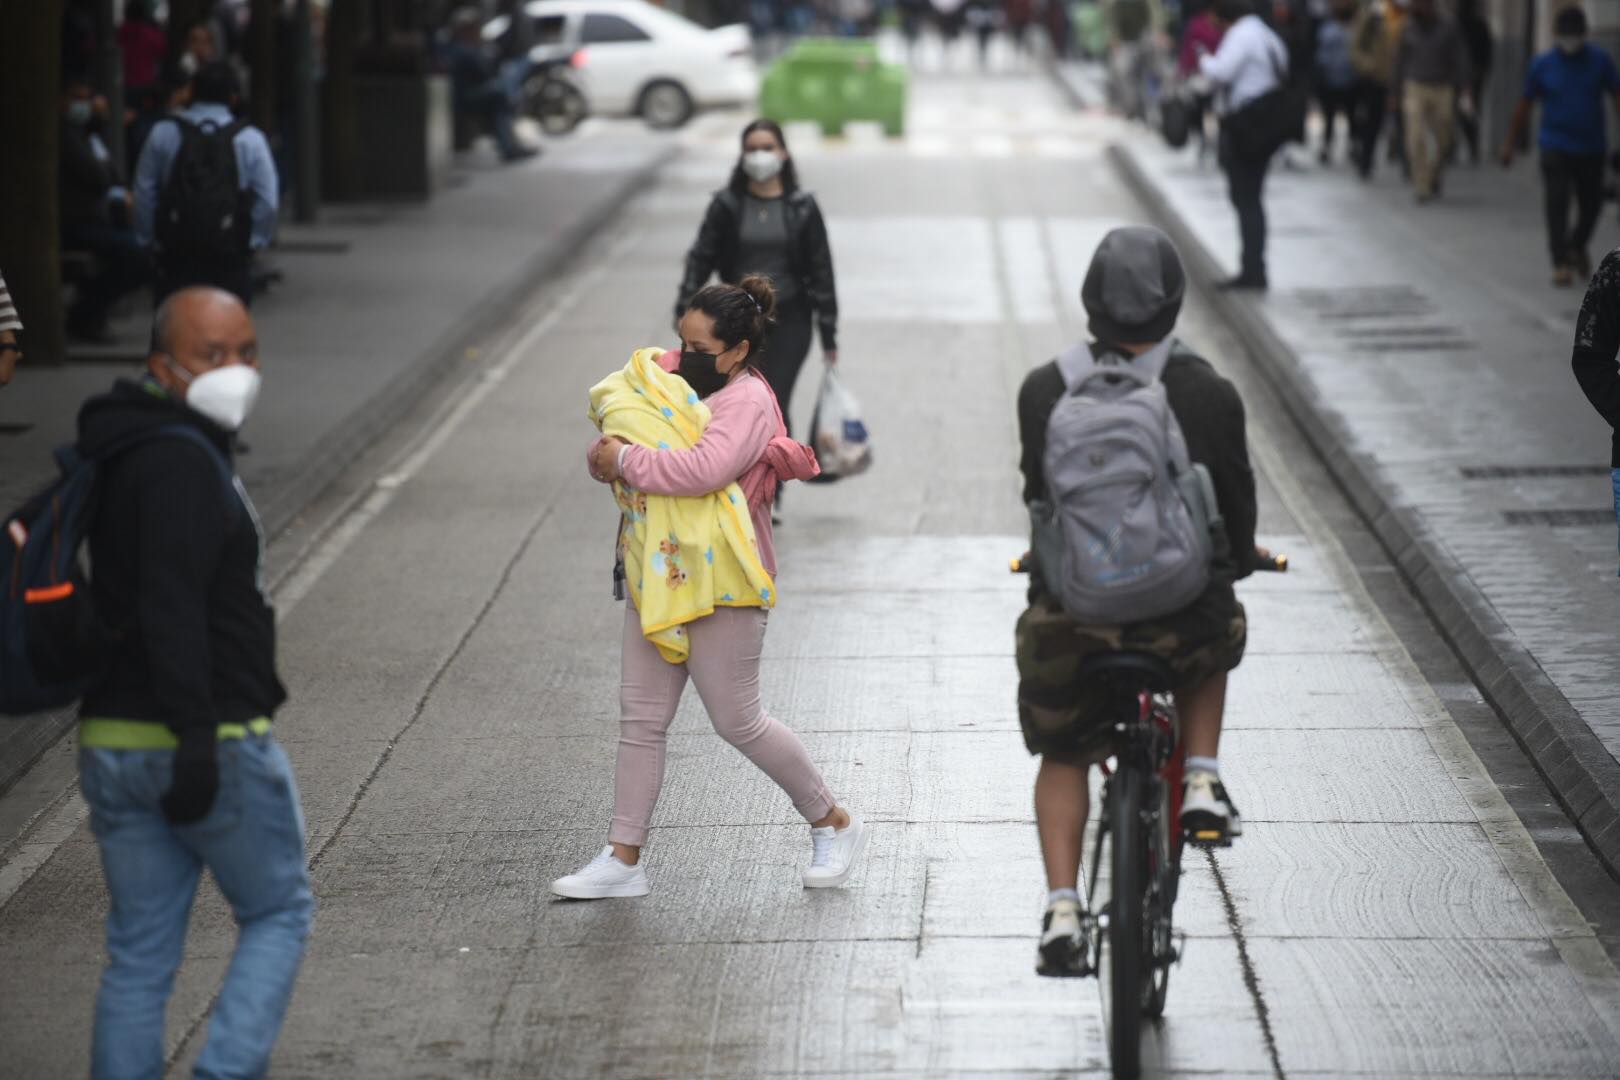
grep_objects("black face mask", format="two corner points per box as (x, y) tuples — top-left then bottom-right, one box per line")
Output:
(678, 349), (732, 399)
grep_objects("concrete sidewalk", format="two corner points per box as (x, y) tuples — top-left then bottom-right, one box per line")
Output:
(0, 128), (677, 795)
(1105, 104), (1620, 878)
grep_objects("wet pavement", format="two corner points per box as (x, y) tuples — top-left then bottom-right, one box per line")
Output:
(1, 70), (1619, 1077)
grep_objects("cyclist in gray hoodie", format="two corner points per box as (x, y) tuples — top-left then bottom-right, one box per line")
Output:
(1015, 227), (1257, 976)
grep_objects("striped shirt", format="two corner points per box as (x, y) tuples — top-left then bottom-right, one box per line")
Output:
(0, 272), (20, 333)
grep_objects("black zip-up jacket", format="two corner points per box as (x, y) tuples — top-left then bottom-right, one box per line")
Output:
(674, 188), (839, 352)
(1573, 249), (1620, 466)
(1017, 341), (1258, 593)
(77, 379), (286, 735)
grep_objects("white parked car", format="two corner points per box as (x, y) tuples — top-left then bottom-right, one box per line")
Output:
(484, 0), (758, 129)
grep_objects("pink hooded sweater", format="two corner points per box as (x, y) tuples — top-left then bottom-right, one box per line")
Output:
(597, 353), (819, 577)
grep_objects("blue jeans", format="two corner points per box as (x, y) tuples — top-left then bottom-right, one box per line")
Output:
(79, 735), (315, 1080)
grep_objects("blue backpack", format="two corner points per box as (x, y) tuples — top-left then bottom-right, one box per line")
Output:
(1, 425), (235, 716)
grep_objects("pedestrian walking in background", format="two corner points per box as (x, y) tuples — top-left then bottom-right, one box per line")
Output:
(675, 120), (839, 445)
(1392, 0), (1471, 203)
(1500, 6), (1620, 287)
(1179, 1), (1227, 160)
(1107, 0), (1163, 120)
(134, 62), (278, 306)
(1201, 0), (1290, 289)
(1316, 0), (1360, 162)
(0, 271), (21, 387)
(1016, 227), (1256, 975)
(75, 286), (312, 1080)
(1572, 249), (1620, 572)
(445, 7), (538, 164)
(1455, 0), (1493, 163)
(557, 278), (866, 900)
(117, 0), (168, 100)
(1348, 0), (1396, 177)
(1272, 0), (1317, 161)
(60, 75), (150, 343)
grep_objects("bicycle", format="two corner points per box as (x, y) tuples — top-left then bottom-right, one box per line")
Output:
(1011, 547), (1285, 1078)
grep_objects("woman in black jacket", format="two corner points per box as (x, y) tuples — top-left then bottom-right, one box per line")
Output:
(674, 119), (838, 436)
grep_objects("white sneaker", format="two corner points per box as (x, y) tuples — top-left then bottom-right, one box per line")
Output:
(550, 846), (650, 899)
(803, 814), (867, 888)
(1181, 769), (1242, 844)
(1037, 898), (1091, 978)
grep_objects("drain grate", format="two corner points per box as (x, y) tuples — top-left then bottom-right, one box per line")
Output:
(1502, 509), (1614, 526)
(1290, 285), (1434, 320)
(1347, 338), (1471, 353)
(274, 240), (352, 255)
(1463, 465), (1612, 479)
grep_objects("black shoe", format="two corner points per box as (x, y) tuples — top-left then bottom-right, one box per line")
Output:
(1036, 899), (1092, 977)
(1217, 275), (1268, 291)
(501, 145), (540, 163)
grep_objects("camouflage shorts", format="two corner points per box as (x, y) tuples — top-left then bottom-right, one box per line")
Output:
(1015, 584), (1247, 765)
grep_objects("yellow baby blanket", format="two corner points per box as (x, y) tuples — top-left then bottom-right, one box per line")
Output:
(588, 347), (776, 664)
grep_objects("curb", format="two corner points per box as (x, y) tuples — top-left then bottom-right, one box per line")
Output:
(0, 146), (677, 801)
(1108, 140), (1620, 881)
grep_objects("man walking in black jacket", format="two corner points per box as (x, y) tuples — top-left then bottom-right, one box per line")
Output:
(1573, 249), (1620, 573)
(76, 287), (311, 1080)
(1016, 227), (1257, 976)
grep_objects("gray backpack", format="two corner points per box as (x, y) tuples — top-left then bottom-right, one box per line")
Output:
(1030, 340), (1223, 625)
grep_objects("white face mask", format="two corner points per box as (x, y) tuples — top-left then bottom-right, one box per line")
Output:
(1559, 35), (1585, 54)
(179, 51), (200, 76)
(742, 149), (784, 183)
(169, 362), (262, 431)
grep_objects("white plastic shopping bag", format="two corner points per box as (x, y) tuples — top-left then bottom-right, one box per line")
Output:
(808, 363), (872, 481)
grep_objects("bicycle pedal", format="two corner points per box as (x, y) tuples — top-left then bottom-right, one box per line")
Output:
(1187, 829), (1232, 848)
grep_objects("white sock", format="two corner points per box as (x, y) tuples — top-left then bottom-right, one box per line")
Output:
(1187, 756), (1220, 777)
(1048, 887), (1080, 906)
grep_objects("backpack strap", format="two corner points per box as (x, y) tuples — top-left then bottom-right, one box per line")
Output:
(1055, 339), (1174, 393)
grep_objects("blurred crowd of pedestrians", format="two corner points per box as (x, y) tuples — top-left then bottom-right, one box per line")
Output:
(1133, 0), (1620, 291)
(54, 1), (289, 343)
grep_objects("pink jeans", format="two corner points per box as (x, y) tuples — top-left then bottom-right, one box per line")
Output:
(610, 604), (837, 846)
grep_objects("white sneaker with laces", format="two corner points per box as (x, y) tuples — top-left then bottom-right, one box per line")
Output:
(803, 814), (867, 888)
(1181, 768), (1242, 842)
(551, 846), (650, 899)
(1037, 898), (1091, 977)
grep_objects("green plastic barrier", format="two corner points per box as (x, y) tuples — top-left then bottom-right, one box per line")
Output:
(759, 38), (907, 137)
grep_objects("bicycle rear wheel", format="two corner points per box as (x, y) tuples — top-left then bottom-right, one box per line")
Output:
(1108, 765), (1147, 1078)
(1144, 774), (1180, 1019)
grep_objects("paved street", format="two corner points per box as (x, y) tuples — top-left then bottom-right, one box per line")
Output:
(3, 70), (1619, 1077)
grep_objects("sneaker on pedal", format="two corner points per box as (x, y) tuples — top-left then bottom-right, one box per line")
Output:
(1036, 898), (1091, 977)
(551, 846), (650, 899)
(1181, 769), (1242, 843)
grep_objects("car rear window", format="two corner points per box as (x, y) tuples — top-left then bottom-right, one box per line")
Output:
(580, 13), (651, 43)
(534, 15), (567, 44)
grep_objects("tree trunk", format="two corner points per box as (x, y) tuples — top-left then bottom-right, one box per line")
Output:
(323, 0), (362, 200)
(250, 0), (278, 135)
(0, 1), (63, 365)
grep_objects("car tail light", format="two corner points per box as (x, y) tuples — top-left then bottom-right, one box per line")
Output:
(570, 48), (590, 68)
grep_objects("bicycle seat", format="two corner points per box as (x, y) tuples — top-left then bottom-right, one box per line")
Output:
(1077, 651), (1176, 693)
